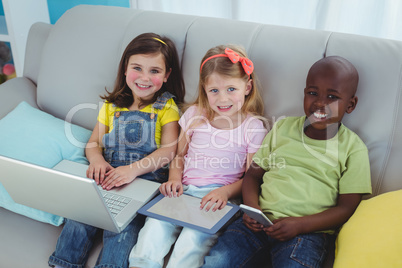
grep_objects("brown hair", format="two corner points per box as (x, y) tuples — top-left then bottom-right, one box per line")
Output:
(102, 33), (185, 108)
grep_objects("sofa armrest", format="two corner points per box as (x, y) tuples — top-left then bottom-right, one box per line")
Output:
(23, 22), (52, 85)
(0, 77), (37, 119)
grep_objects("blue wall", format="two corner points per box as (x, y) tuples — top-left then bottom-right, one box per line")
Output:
(47, 0), (130, 24)
(0, 1), (130, 23)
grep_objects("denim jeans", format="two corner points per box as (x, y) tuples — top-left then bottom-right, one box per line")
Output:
(202, 217), (330, 268)
(48, 215), (146, 268)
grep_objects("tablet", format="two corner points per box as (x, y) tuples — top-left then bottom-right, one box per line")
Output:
(239, 204), (273, 227)
(138, 193), (240, 234)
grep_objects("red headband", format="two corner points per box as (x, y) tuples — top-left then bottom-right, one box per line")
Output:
(200, 48), (254, 76)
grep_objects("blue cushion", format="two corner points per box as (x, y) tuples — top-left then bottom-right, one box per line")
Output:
(0, 101), (92, 226)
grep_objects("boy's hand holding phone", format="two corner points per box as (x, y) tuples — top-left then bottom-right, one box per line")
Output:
(240, 204), (273, 232)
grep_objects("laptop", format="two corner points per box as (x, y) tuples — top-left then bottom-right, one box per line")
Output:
(0, 155), (161, 233)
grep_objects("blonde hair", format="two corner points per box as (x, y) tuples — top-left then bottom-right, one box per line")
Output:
(186, 44), (264, 123)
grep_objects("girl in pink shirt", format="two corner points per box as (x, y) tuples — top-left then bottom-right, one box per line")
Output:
(129, 45), (267, 268)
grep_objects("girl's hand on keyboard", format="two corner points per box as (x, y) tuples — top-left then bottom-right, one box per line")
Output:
(101, 165), (137, 190)
(87, 157), (113, 185)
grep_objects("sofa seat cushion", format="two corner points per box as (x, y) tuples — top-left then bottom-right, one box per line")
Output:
(334, 190), (402, 267)
(0, 101), (91, 225)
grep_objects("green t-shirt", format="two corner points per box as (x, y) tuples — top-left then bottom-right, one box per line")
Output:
(253, 116), (372, 224)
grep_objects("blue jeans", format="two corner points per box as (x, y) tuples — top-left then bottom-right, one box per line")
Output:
(48, 215), (146, 268)
(202, 217), (330, 268)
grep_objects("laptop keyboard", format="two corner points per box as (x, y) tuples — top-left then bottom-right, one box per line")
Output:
(100, 190), (132, 217)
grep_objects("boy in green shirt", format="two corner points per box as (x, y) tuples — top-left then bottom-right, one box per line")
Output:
(203, 56), (372, 268)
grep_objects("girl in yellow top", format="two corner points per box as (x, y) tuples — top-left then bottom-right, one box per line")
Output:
(49, 33), (185, 268)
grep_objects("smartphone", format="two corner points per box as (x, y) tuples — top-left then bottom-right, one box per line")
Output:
(239, 204), (273, 227)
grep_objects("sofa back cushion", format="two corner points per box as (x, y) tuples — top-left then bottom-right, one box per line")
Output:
(35, 5), (402, 197)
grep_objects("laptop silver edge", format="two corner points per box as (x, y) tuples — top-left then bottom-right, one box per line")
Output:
(0, 155), (150, 233)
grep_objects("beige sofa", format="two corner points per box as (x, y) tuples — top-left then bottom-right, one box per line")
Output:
(0, 5), (401, 268)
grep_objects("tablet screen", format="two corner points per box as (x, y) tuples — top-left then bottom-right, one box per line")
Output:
(138, 193), (239, 234)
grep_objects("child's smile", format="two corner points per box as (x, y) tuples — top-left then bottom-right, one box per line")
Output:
(309, 106), (333, 124)
(313, 111), (328, 119)
(217, 105), (233, 112)
(136, 83), (152, 90)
